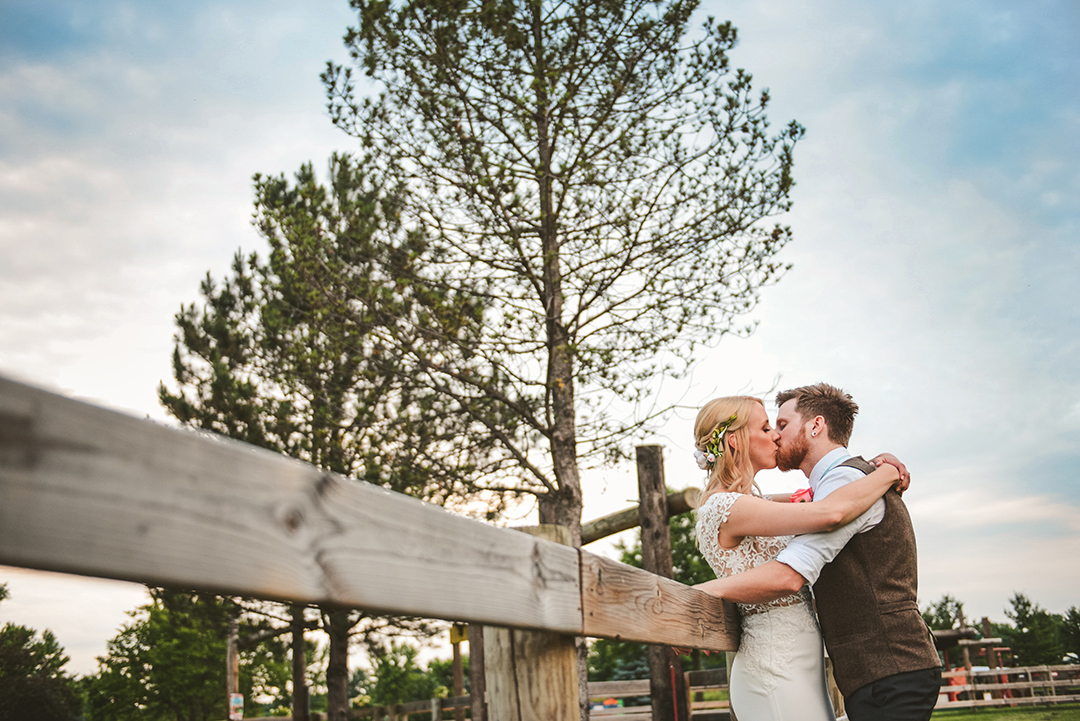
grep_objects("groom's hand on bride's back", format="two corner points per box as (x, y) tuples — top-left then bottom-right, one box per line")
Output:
(869, 452), (910, 494)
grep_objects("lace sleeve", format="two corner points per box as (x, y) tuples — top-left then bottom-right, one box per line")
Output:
(696, 492), (740, 562)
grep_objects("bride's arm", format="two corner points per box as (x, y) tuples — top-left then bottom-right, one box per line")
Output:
(721, 463), (900, 538)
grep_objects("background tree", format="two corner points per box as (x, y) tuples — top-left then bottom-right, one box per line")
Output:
(366, 642), (442, 707)
(0, 584), (82, 721)
(159, 153), (492, 721)
(426, 654), (470, 696)
(995, 592), (1065, 666)
(1061, 606), (1080, 664)
(84, 590), (231, 721)
(323, 0), (803, 549)
(922, 594), (967, 631)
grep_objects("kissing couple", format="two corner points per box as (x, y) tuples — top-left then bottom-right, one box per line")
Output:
(689, 383), (942, 721)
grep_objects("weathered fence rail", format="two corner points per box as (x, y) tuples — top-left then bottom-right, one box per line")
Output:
(0, 376), (739, 721)
(350, 668), (732, 721)
(937, 664), (1080, 710)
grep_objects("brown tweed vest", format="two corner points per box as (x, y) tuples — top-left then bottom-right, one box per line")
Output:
(812, 457), (941, 696)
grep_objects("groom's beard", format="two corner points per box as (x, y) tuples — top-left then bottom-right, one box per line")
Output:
(777, 431), (809, 472)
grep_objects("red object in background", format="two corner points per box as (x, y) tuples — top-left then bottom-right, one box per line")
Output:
(791, 487), (814, 503)
(947, 671), (968, 702)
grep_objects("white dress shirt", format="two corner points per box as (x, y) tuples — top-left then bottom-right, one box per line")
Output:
(773, 447), (886, 585)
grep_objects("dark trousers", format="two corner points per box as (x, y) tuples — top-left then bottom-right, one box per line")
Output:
(846, 667), (942, 721)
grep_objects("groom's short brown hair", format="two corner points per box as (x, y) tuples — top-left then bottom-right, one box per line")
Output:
(776, 383), (859, 446)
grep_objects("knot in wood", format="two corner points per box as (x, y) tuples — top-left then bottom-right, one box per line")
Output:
(284, 508), (303, 533)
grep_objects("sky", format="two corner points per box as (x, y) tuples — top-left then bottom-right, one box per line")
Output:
(1, 0), (1078, 677)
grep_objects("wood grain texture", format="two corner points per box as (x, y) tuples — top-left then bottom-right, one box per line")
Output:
(482, 524), (581, 721)
(485, 626), (580, 721)
(1, 376), (740, 651)
(0, 377), (581, 632)
(581, 554), (740, 652)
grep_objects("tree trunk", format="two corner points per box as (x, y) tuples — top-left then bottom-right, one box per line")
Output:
(291, 605), (310, 721)
(326, 609), (351, 721)
(531, 4), (586, 714)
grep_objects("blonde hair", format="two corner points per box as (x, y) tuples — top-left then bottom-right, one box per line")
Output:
(694, 396), (763, 501)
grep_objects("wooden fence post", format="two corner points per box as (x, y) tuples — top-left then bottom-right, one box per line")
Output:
(636, 445), (690, 721)
(484, 525), (580, 721)
(291, 605), (310, 721)
(469, 624), (487, 721)
(226, 607), (240, 719)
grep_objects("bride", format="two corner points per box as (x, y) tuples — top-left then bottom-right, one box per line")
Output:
(692, 396), (901, 721)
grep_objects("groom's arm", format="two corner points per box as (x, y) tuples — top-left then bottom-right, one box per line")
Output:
(697, 466), (884, 604)
(694, 508), (873, 604)
(694, 561), (807, 604)
(773, 464), (885, 584)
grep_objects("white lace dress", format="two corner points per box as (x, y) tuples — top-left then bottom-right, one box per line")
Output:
(697, 491), (837, 721)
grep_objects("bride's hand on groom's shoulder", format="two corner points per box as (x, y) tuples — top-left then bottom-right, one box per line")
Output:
(671, 646), (711, 657)
(870, 452), (910, 494)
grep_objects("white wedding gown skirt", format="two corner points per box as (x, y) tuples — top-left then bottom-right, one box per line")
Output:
(729, 602), (837, 721)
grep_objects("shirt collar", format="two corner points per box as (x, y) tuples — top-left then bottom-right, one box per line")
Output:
(808, 447), (852, 489)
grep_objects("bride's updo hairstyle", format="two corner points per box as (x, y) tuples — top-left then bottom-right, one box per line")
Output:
(695, 395), (763, 501)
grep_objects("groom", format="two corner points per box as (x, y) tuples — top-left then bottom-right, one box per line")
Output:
(701, 383), (941, 721)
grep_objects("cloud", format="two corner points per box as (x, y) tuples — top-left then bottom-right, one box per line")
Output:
(1, 566), (149, 677)
(908, 488), (1080, 534)
(0, 0), (357, 416)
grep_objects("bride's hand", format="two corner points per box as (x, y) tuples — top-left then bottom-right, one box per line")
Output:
(870, 452), (910, 494)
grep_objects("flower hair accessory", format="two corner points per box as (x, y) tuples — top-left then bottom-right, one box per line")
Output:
(695, 413), (737, 471)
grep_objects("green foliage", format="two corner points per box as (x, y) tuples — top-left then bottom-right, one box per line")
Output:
(0, 585), (81, 721)
(613, 503), (715, 587)
(159, 153), (479, 721)
(588, 638), (649, 683)
(923, 594), (967, 631)
(1062, 607), (1080, 664)
(82, 591), (296, 721)
(159, 153), (499, 511)
(322, 0), (803, 531)
(367, 642), (441, 706)
(426, 654), (470, 695)
(1000, 593), (1065, 666)
(84, 590), (230, 721)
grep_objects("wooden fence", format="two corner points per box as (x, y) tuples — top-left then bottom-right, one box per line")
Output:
(338, 662), (1080, 721)
(345, 667), (732, 721)
(937, 665), (1080, 710)
(0, 376), (739, 721)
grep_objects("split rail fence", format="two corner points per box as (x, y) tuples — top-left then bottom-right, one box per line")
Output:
(344, 668), (732, 721)
(937, 665), (1080, 710)
(0, 376), (740, 721)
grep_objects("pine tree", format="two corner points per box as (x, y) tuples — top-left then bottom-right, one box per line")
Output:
(1000, 593), (1065, 666)
(1061, 606), (1080, 664)
(922, 594), (966, 630)
(0, 585), (81, 721)
(160, 153), (495, 721)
